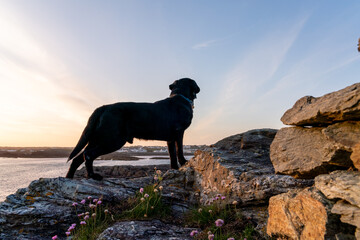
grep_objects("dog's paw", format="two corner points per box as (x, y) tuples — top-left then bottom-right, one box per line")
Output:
(88, 173), (103, 181)
(179, 160), (188, 166)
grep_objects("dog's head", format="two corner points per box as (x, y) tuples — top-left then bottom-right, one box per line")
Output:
(169, 78), (200, 101)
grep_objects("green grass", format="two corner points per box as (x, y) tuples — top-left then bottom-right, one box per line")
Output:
(184, 196), (260, 240)
(120, 184), (170, 220)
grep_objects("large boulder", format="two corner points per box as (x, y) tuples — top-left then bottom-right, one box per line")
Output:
(266, 187), (355, 240)
(315, 171), (360, 208)
(281, 82), (360, 126)
(270, 126), (354, 178)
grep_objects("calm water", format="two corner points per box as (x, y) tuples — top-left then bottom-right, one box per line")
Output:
(0, 157), (170, 202)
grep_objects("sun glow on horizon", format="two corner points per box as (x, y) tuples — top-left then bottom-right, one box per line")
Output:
(0, 1), (359, 147)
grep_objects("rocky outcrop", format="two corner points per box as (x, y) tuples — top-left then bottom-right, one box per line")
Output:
(270, 125), (356, 178)
(0, 128), (316, 239)
(281, 83), (360, 126)
(97, 220), (198, 240)
(187, 129), (312, 206)
(267, 83), (360, 239)
(0, 166), (195, 240)
(266, 187), (354, 240)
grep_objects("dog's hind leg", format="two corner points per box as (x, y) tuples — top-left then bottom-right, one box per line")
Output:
(66, 153), (85, 179)
(83, 140), (126, 180)
(167, 141), (179, 169)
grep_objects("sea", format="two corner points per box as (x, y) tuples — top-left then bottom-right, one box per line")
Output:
(0, 156), (171, 202)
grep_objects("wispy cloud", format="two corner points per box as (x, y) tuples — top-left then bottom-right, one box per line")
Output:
(194, 14), (310, 137)
(192, 39), (219, 50)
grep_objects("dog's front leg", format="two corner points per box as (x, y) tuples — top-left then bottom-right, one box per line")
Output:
(167, 141), (179, 169)
(175, 133), (188, 166)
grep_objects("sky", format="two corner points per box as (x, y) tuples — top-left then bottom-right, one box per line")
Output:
(0, 0), (359, 147)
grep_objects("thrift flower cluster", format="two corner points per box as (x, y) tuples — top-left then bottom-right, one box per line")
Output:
(128, 167), (165, 218)
(53, 195), (111, 239)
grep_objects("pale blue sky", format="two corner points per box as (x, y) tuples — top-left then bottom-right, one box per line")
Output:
(0, 0), (359, 146)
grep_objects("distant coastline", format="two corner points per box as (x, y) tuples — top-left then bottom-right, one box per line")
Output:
(0, 146), (202, 160)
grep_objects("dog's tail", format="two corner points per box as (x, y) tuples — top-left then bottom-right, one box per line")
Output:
(67, 107), (104, 162)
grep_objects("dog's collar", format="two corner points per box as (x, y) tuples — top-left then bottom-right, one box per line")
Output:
(176, 94), (194, 109)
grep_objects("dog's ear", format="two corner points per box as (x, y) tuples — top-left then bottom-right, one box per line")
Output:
(169, 80), (177, 91)
(192, 82), (200, 94)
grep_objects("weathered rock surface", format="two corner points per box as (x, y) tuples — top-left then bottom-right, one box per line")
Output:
(281, 82), (360, 126)
(270, 126), (354, 178)
(315, 171), (360, 239)
(266, 187), (355, 240)
(322, 121), (360, 149)
(97, 220), (198, 240)
(187, 129), (312, 206)
(0, 166), (195, 240)
(315, 171), (360, 208)
(0, 177), (139, 240)
(351, 142), (360, 170)
(74, 164), (170, 179)
(331, 200), (360, 228)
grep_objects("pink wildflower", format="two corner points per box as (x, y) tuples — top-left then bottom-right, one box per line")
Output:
(87, 196), (92, 200)
(208, 234), (214, 240)
(144, 193), (149, 198)
(66, 231), (71, 236)
(227, 238), (235, 240)
(97, 200), (102, 205)
(215, 219), (224, 227)
(80, 221), (86, 225)
(190, 230), (198, 237)
(72, 202), (78, 207)
(221, 196), (226, 200)
(93, 199), (98, 203)
(80, 199), (86, 204)
(52, 235), (58, 240)
(84, 215), (90, 220)
(140, 188), (144, 193)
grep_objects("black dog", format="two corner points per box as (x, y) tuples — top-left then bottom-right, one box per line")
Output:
(66, 78), (200, 180)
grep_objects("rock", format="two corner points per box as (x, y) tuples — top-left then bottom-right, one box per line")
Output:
(281, 82), (360, 126)
(351, 142), (360, 170)
(74, 164), (170, 179)
(186, 129), (312, 206)
(315, 171), (360, 208)
(266, 187), (355, 240)
(270, 127), (353, 178)
(214, 128), (277, 151)
(0, 177), (140, 239)
(322, 122), (360, 149)
(332, 200), (360, 228)
(97, 220), (199, 240)
(0, 165), (199, 240)
(356, 228), (360, 240)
